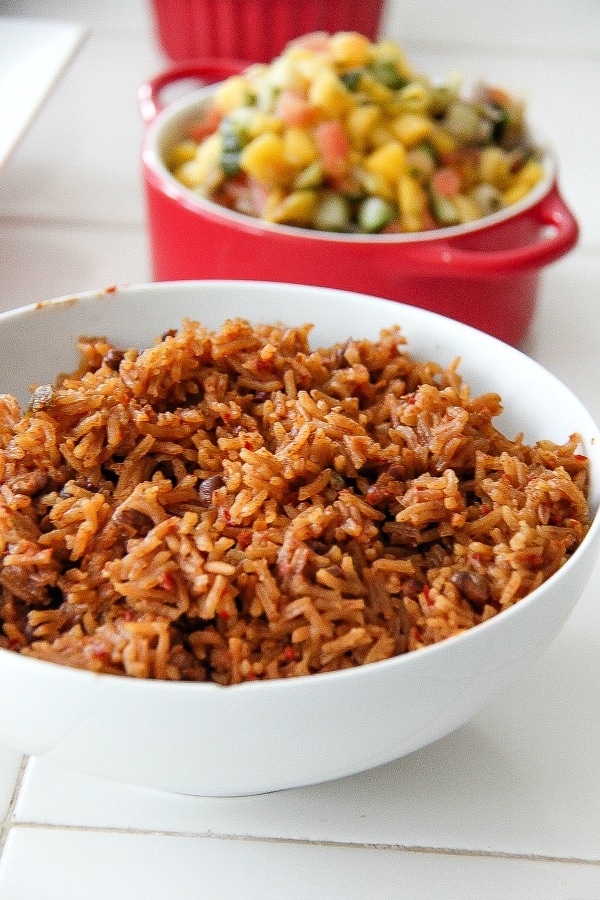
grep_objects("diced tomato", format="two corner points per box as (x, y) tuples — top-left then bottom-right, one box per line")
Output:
(248, 178), (270, 216)
(486, 85), (510, 108)
(431, 166), (461, 197)
(219, 173), (248, 201)
(291, 31), (330, 54)
(275, 89), (314, 127)
(187, 104), (223, 143)
(161, 572), (175, 591)
(314, 120), (349, 180)
(439, 148), (480, 181)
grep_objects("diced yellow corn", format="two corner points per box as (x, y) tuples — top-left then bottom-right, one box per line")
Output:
(364, 141), (407, 184)
(429, 125), (458, 156)
(369, 125), (396, 149)
(213, 76), (254, 114)
(293, 161), (324, 190)
(328, 32), (373, 68)
(357, 169), (396, 204)
(452, 193), (481, 223)
(291, 54), (328, 84)
(357, 72), (394, 107)
(240, 132), (293, 185)
(283, 126), (318, 167)
(245, 112), (284, 139)
(393, 81), (430, 115)
(517, 159), (545, 188)
(501, 182), (530, 206)
(267, 55), (308, 91)
(478, 146), (512, 190)
(346, 105), (381, 151)
(398, 173), (428, 231)
(266, 189), (318, 225)
(308, 68), (353, 116)
(165, 139), (198, 169)
(173, 133), (222, 188)
(502, 160), (545, 206)
(392, 113), (433, 148)
(371, 39), (414, 79)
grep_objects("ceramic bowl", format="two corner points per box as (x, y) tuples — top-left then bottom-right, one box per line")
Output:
(139, 64), (579, 347)
(0, 280), (598, 796)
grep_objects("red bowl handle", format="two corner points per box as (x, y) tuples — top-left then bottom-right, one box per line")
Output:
(406, 184), (579, 276)
(138, 58), (248, 125)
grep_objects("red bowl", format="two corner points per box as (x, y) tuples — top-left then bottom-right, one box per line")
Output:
(149, 0), (385, 63)
(139, 61), (579, 346)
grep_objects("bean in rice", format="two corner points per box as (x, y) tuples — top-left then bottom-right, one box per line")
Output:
(0, 317), (590, 683)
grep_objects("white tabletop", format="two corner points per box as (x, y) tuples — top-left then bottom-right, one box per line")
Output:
(0, 2), (599, 897)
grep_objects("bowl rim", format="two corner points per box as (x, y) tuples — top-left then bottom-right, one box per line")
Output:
(0, 279), (598, 693)
(142, 82), (557, 244)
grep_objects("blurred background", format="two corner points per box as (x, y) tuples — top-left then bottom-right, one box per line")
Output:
(0, 0), (598, 300)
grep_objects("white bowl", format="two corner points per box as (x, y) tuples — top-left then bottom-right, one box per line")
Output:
(0, 280), (598, 796)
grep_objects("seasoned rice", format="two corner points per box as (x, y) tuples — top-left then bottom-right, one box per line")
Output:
(0, 317), (590, 683)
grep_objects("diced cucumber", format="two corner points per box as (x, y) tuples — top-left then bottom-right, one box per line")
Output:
(294, 161), (325, 190)
(219, 117), (247, 153)
(428, 191), (459, 226)
(220, 150), (242, 176)
(357, 196), (397, 233)
(470, 183), (503, 216)
(311, 192), (352, 232)
(369, 59), (408, 90)
(340, 69), (364, 91)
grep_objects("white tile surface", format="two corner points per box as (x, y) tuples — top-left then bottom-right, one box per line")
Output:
(0, 222), (150, 310)
(383, 0), (600, 55)
(0, 18), (85, 169)
(13, 555), (600, 863)
(524, 252), (600, 424)
(2, 827), (600, 900)
(0, 746), (23, 822)
(1, 1), (599, 895)
(0, 32), (162, 228)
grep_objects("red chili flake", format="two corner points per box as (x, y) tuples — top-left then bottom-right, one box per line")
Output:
(407, 396), (416, 404)
(481, 503), (492, 514)
(365, 485), (387, 505)
(244, 441), (254, 451)
(423, 584), (434, 606)
(237, 529), (252, 550)
(283, 645), (297, 661)
(574, 454), (588, 461)
(524, 552), (544, 567)
(549, 513), (562, 525)
(223, 508), (231, 523)
(244, 671), (258, 681)
(217, 609), (230, 620)
(161, 572), (175, 591)
(472, 553), (483, 564)
(103, 284), (118, 294)
(88, 640), (110, 659)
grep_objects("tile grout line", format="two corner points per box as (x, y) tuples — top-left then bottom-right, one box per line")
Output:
(0, 756), (29, 859)
(6, 820), (600, 868)
(0, 214), (146, 234)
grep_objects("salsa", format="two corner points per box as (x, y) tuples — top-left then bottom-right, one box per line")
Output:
(166, 31), (544, 234)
